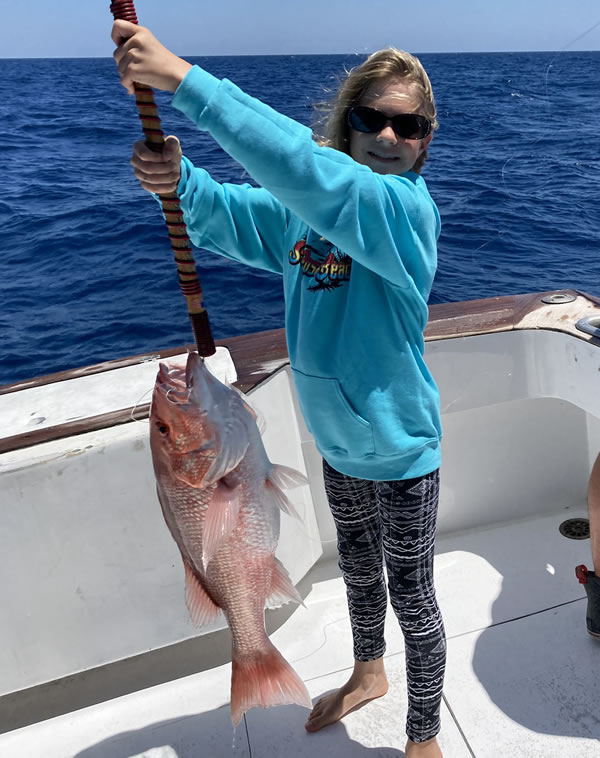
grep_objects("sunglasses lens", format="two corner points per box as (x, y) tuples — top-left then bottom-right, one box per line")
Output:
(348, 106), (385, 133)
(348, 107), (431, 140)
(395, 114), (430, 139)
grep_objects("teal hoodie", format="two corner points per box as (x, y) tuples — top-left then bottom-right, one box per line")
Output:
(170, 65), (442, 481)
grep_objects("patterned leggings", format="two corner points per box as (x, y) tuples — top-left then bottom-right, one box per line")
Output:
(322, 459), (446, 743)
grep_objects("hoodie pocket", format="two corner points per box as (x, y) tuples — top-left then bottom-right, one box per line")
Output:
(291, 369), (374, 457)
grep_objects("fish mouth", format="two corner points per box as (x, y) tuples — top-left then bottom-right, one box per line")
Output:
(155, 361), (190, 405)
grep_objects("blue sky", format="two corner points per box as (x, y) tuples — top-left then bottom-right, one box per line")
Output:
(2, 0), (599, 58)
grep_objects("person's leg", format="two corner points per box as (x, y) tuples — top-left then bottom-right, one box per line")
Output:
(377, 470), (446, 756)
(588, 453), (600, 575)
(305, 460), (389, 732)
(578, 453), (600, 638)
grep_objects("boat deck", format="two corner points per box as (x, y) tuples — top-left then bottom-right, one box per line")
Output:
(3, 292), (600, 757)
(1, 503), (597, 758)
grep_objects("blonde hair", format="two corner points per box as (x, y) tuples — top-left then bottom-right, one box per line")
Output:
(314, 49), (438, 174)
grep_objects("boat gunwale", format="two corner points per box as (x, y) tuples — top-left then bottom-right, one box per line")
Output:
(1, 289), (599, 456)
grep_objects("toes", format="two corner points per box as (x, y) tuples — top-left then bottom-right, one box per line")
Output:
(308, 699), (325, 717)
(305, 715), (325, 732)
(305, 701), (328, 731)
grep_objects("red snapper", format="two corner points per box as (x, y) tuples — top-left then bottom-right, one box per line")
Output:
(149, 351), (312, 725)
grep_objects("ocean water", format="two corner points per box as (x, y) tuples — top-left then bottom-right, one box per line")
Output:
(1, 51), (599, 385)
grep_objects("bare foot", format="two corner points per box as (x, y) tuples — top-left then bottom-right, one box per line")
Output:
(405, 736), (443, 758)
(304, 658), (389, 732)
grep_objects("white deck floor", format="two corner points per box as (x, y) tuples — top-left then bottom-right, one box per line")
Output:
(1, 504), (598, 758)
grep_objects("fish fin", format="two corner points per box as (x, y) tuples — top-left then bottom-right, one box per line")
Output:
(202, 481), (242, 571)
(204, 430), (249, 485)
(269, 463), (308, 490)
(183, 560), (222, 627)
(230, 640), (312, 726)
(264, 478), (300, 520)
(264, 474), (303, 522)
(266, 558), (304, 609)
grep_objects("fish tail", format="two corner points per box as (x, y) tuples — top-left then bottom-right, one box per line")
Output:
(230, 641), (312, 725)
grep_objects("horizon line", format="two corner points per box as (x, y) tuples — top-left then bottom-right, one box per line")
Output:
(1, 48), (599, 61)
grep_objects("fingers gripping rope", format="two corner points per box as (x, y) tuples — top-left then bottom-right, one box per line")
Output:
(110, 1), (216, 357)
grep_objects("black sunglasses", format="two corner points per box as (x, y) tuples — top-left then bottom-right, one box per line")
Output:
(347, 106), (432, 140)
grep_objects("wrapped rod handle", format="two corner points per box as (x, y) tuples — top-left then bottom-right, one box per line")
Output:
(110, 0), (216, 356)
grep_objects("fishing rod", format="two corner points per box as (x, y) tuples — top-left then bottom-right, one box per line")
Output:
(109, 0), (216, 357)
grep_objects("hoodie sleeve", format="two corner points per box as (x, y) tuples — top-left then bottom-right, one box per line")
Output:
(173, 156), (289, 275)
(171, 66), (440, 292)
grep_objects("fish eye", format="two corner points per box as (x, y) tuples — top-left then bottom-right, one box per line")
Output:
(156, 421), (169, 436)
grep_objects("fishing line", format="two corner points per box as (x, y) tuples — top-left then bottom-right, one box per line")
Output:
(500, 18), (600, 196)
(165, 387), (191, 404)
(505, 16), (600, 187)
(478, 16), (600, 264)
(468, 238), (495, 277)
(543, 16), (600, 94)
(289, 614), (352, 666)
(130, 387), (153, 423)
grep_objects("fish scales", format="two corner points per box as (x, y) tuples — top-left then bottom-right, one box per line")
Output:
(150, 351), (312, 724)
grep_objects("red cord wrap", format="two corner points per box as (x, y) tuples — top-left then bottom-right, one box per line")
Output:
(110, 0), (216, 356)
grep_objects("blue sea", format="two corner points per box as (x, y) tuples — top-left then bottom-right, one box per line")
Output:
(1, 51), (599, 386)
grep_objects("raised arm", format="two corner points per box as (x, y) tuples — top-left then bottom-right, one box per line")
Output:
(113, 21), (440, 291)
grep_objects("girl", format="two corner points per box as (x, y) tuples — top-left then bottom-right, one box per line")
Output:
(113, 20), (446, 757)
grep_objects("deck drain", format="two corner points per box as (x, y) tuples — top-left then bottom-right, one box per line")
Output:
(559, 518), (590, 540)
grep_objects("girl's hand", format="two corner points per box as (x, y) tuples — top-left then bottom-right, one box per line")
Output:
(131, 135), (182, 194)
(112, 20), (192, 94)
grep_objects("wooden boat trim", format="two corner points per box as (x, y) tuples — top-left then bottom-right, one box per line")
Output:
(0, 329), (290, 397)
(1, 289), (599, 456)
